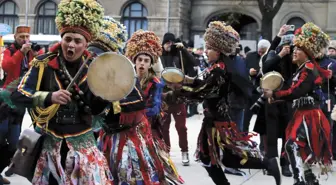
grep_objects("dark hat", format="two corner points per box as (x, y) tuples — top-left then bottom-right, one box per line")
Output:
(188, 40), (194, 48)
(244, 46), (251, 54)
(162, 32), (176, 45)
(182, 41), (188, 47)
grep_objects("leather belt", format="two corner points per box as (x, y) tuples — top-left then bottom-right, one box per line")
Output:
(55, 110), (81, 125)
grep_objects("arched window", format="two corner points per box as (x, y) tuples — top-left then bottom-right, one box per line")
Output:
(36, 1), (58, 34)
(122, 2), (148, 38)
(287, 17), (306, 30)
(0, 0), (19, 33)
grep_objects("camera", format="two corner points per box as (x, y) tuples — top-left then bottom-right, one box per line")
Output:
(289, 25), (295, 31)
(31, 42), (41, 52)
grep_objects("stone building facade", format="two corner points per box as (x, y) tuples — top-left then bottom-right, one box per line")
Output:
(1, 0), (336, 47)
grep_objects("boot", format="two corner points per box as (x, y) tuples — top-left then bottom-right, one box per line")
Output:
(281, 165), (293, 177)
(264, 157), (281, 185)
(4, 168), (14, 177)
(1, 176), (10, 185)
(304, 170), (319, 185)
(224, 168), (246, 176)
(182, 152), (189, 166)
(294, 181), (306, 185)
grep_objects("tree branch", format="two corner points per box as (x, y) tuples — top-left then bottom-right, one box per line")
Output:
(258, 0), (266, 14)
(270, 0), (285, 18)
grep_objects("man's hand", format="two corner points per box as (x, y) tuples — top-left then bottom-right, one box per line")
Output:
(278, 45), (291, 58)
(249, 68), (257, 76)
(277, 24), (291, 37)
(20, 43), (32, 54)
(263, 89), (273, 98)
(51, 90), (72, 105)
(167, 82), (182, 90)
(175, 42), (184, 49)
(184, 75), (195, 84)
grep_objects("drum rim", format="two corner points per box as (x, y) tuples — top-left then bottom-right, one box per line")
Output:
(161, 67), (185, 83)
(87, 52), (137, 101)
(261, 71), (284, 91)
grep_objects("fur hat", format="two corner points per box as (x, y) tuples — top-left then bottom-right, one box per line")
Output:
(329, 40), (336, 50)
(125, 30), (162, 64)
(90, 16), (127, 53)
(15, 25), (30, 34)
(204, 21), (240, 56)
(55, 0), (104, 42)
(162, 32), (176, 45)
(293, 22), (330, 59)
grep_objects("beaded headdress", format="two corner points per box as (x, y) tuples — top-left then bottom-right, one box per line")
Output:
(204, 21), (240, 56)
(293, 22), (330, 59)
(55, 0), (104, 41)
(125, 30), (162, 63)
(90, 16), (127, 53)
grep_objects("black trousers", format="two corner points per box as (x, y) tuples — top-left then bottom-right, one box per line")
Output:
(202, 149), (266, 185)
(265, 101), (291, 166)
(243, 93), (260, 132)
(48, 140), (69, 185)
(0, 144), (14, 173)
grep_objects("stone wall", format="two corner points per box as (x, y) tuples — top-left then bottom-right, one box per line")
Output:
(2, 0), (336, 41)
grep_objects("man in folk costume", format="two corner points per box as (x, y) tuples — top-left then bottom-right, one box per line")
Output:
(88, 19), (166, 184)
(166, 21), (281, 185)
(88, 16), (128, 56)
(10, 0), (113, 184)
(264, 22), (333, 185)
(0, 26), (34, 182)
(125, 30), (184, 184)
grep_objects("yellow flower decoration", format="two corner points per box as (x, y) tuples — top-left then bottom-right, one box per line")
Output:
(92, 16), (128, 53)
(293, 22), (330, 58)
(55, 0), (104, 41)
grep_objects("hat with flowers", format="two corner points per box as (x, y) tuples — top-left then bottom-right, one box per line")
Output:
(55, 0), (104, 42)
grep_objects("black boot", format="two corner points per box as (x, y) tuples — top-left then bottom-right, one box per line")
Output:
(264, 158), (281, 185)
(304, 170), (319, 185)
(4, 150), (15, 177)
(281, 165), (293, 177)
(204, 166), (230, 185)
(294, 181), (306, 185)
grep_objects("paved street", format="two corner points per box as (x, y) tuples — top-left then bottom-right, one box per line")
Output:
(2, 112), (336, 185)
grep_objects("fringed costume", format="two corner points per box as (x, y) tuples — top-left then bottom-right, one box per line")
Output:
(168, 21), (281, 185)
(125, 30), (184, 184)
(89, 20), (168, 184)
(10, 1), (113, 184)
(272, 23), (333, 185)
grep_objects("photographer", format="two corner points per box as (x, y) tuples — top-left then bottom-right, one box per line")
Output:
(160, 33), (196, 166)
(262, 25), (297, 177)
(316, 46), (336, 160)
(0, 26), (35, 181)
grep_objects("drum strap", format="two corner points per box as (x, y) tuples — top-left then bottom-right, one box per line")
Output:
(144, 82), (153, 98)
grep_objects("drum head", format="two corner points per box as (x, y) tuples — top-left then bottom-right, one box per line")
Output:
(161, 67), (184, 84)
(261, 71), (284, 91)
(87, 52), (136, 101)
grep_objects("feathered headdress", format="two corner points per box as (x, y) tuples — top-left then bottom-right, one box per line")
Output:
(90, 16), (128, 53)
(204, 21), (240, 56)
(293, 22), (330, 59)
(55, 0), (104, 41)
(125, 30), (162, 63)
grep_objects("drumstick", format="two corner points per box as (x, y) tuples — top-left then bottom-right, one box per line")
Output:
(327, 63), (332, 112)
(179, 50), (185, 74)
(66, 57), (91, 91)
